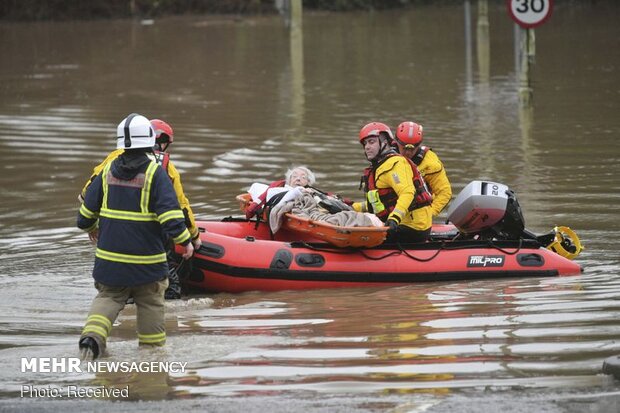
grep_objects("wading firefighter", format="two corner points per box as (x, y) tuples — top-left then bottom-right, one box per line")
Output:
(77, 113), (194, 360)
(79, 118), (200, 299)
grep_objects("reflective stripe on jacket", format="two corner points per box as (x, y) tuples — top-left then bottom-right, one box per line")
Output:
(80, 149), (200, 240)
(78, 158), (190, 286)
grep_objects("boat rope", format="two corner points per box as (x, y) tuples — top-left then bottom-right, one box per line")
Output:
(296, 241), (369, 255)
(396, 242), (445, 262)
(167, 250), (192, 280)
(358, 249), (404, 260)
(296, 241), (405, 260)
(396, 238), (523, 262)
(295, 240), (446, 262)
(486, 238), (523, 255)
(292, 237), (524, 262)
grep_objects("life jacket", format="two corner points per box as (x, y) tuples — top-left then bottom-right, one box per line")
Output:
(152, 150), (196, 235)
(410, 145), (430, 167)
(245, 179), (287, 219)
(154, 151), (170, 172)
(361, 154), (433, 220)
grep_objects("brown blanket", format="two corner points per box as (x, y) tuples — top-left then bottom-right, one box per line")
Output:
(269, 191), (375, 233)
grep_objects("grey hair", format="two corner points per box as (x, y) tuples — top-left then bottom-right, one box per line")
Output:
(285, 166), (316, 186)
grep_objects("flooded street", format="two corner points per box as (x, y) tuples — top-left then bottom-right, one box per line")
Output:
(1, 2), (620, 411)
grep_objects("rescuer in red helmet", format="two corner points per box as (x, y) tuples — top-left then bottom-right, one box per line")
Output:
(394, 121), (452, 217)
(353, 122), (433, 244)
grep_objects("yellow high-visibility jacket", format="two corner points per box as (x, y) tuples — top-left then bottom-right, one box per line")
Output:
(353, 156), (432, 231)
(414, 148), (452, 217)
(80, 149), (199, 240)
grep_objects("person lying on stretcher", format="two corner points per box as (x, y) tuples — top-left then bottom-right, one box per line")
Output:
(246, 166), (350, 216)
(245, 166), (383, 232)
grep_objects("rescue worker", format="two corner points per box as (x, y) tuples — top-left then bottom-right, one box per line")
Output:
(353, 122), (433, 244)
(79, 118), (200, 299)
(79, 119), (200, 248)
(394, 121), (452, 217)
(77, 113), (194, 360)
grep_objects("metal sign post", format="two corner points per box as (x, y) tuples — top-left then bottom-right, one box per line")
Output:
(507, 0), (554, 106)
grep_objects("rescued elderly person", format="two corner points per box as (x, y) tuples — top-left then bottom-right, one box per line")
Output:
(285, 166), (316, 187)
(245, 166), (316, 219)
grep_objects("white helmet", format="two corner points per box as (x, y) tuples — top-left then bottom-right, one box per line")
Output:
(116, 113), (155, 149)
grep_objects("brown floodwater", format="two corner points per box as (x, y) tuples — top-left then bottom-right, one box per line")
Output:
(0, 2), (619, 411)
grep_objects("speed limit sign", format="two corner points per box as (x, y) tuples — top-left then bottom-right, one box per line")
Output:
(507, 0), (553, 28)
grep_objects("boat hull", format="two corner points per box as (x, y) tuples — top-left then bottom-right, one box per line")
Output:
(181, 219), (583, 293)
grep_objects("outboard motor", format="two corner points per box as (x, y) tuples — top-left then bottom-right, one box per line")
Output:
(447, 180), (525, 240)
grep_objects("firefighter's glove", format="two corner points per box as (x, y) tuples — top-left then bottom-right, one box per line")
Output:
(385, 219), (399, 238)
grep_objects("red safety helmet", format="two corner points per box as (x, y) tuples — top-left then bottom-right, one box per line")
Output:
(395, 121), (423, 147)
(359, 122), (394, 143)
(150, 119), (174, 148)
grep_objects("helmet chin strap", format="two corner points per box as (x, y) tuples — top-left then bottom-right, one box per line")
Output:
(155, 142), (169, 153)
(379, 138), (387, 155)
(123, 113), (139, 148)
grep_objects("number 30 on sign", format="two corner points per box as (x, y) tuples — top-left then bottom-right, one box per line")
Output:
(507, 0), (554, 28)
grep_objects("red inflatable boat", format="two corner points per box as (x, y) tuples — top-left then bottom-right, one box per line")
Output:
(178, 180), (583, 293)
(177, 218), (582, 293)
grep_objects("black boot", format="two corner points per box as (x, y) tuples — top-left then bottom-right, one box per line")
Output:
(79, 337), (100, 360)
